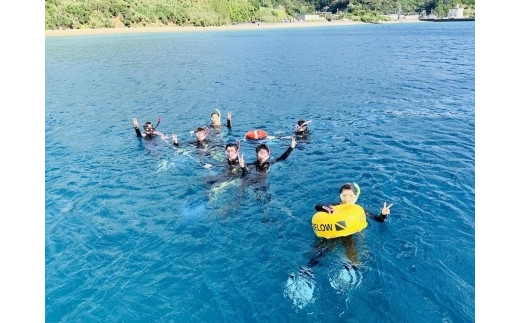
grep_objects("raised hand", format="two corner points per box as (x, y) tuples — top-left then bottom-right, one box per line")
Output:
(132, 118), (139, 129)
(290, 137), (297, 148)
(239, 153), (245, 168)
(381, 202), (393, 216)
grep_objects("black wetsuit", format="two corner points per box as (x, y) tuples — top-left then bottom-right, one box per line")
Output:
(134, 128), (157, 139)
(204, 155), (247, 188)
(173, 139), (217, 169)
(209, 118), (232, 131)
(295, 129), (309, 139)
(246, 146), (294, 173)
(194, 140), (211, 150)
(314, 203), (388, 222)
(134, 128), (164, 139)
(174, 139), (211, 149)
(238, 146), (294, 202)
(227, 156), (248, 176)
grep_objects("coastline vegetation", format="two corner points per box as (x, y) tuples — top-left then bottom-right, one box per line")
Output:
(45, 0), (475, 30)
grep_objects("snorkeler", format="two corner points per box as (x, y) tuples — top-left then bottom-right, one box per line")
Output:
(171, 127), (220, 168)
(203, 141), (248, 202)
(233, 137), (296, 202)
(259, 120), (310, 141)
(294, 119), (311, 138)
(308, 182), (393, 267)
(225, 141), (247, 175)
(315, 182), (392, 222)
(246, 137), (297, 173)
(172, 127), (211, 149)
(286, 182), (393, 299)
(132, 117), (167, 140)
(209, 109), (232, 130)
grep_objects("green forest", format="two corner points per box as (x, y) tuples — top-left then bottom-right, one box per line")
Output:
(45, 0), (475, 30)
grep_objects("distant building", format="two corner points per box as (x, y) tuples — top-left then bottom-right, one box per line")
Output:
(448, 5), (464, 18)
(388, 14), (420, 20)
(298, 14), (322, 21)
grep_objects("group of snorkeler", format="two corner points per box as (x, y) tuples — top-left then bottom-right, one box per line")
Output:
(134, 108), (395, 302)
(132, 110), (392, 217)
(133, 109), (301, 175)
(133, 110), (393, 270)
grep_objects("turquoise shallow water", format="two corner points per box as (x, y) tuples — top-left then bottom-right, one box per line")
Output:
(46, 22), (474, 322)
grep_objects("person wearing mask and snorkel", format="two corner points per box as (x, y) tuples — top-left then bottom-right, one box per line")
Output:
(294, 119), (311, 138)
(224, 141), (247, 175)
(314, 183), (392, 222)
(209, 109), (232, 131)
(285, 182), (393, 303)
(309, 182), (393, 266)
(172, 126), (211, 150)
(171, 126), (218, 169)
(204, 141), (248, 202)
(246, 137), (297, 173)
(238, 137), (297, 202)
(132, 117), (167, 140)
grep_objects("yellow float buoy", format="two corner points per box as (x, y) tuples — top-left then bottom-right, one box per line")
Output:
(311, 203), (367, 239)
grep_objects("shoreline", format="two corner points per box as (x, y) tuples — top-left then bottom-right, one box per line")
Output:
(45, 19), (423, 37)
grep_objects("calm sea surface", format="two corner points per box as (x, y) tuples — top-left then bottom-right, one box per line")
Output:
(45, 22), (474, 322)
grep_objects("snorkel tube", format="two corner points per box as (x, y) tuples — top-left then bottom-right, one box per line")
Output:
(353, 182), (361, 203)
(301, 120), (312, 127)
(145, 116), (161, 131)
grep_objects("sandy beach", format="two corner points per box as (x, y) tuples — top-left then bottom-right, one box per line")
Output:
(45, 19), (422, 37)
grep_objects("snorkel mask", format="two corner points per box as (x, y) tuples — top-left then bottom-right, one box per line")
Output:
(143, 116), (161, 131)
(339, 182), (361, 204)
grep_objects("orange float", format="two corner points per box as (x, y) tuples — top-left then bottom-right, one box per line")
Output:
(245, 129), (268, 140)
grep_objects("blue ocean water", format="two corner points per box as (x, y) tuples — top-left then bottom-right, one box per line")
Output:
(45, 22), (474, 322)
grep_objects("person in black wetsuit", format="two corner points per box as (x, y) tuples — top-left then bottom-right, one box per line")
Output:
(172, 127), (218, 168)
(239, 137), (296, 202)
(209, 109), (232, 131)
(246, 137), (297, 173)
(203, 141), (249, 203)
(314, 183), (392, 222)
(294, 119), (310, 138)
(132, 117), (167, 140)
(203, 141), (247, 189)
(224, 142), (247, 175)
(287, 183), (393, 290)
(172, 127), (211, 149)
(308, 182), (393, 267)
